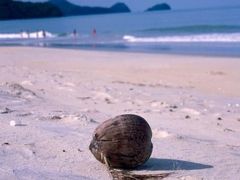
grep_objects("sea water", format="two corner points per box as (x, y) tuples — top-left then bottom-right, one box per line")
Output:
(0, 6), (240, 56)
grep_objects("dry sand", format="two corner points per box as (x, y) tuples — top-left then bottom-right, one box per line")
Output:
(0, 47), (239, 179)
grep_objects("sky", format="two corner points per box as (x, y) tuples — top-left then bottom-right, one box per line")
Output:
(23, 0), (240, 11)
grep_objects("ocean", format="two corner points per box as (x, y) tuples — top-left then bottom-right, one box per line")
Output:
(1, 6), (240, 56)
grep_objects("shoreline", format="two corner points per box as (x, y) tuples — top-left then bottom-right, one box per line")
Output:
(1, 44), (240, 59)
(1, 42), (240, 58)
(0, 46), (239, 179)
(47, 44), (240, 58)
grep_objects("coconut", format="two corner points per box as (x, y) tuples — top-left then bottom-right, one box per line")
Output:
(89, 114), (153, 169)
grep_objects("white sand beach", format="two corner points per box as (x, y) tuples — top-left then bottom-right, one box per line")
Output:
(0, 47), (240, 179)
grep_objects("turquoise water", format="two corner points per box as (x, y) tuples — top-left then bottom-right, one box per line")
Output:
(1, 7), (240, 56)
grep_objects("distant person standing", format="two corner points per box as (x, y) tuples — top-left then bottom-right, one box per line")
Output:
(73, 29), (77, 37)
(92, 28), (97, 37)
(36, 30), (39, 39)
(92, 28), (97, 48)
(26, 30), (30, 39)
(73, 29), (78, 41)
(42, 30), (46, 38)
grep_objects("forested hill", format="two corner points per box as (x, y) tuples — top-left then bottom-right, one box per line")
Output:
(0, 0), (131, 21)
(49, 0), (131, 16)
(0, 0), (62, 20)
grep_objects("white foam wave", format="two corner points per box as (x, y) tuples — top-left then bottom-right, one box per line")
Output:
(0, 31), (55, 39)
(123, 33), (240, 43)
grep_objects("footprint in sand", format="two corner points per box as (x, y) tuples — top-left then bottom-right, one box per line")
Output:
(0, 107), (14, 114)
(20, 147), (36, 159)
(1, 144), (36, 160)
(5, 83), (39, 99)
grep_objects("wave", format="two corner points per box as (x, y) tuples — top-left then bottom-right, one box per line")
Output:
(0, 31), (55, 39)
(123, 33), (240, 43)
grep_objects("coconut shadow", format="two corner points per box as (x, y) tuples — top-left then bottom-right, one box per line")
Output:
(138, 158), (213, 171)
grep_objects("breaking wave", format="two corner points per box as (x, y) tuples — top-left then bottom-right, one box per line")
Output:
(123, 33), (240, 43)
(0, 31), (55, 39)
